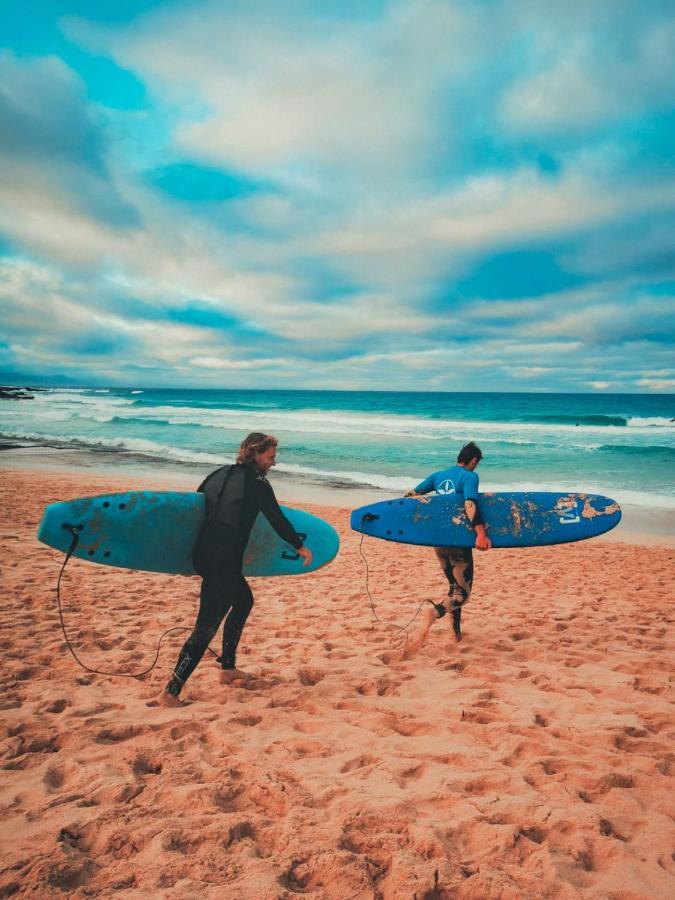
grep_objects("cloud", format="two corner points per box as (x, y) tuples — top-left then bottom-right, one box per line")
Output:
(637, 378), (675, 390)
(0, 51), (103, 169)
(0, 1), (673, 392)
(526, 292), (675, 344)
(62, 0), (513, 184)
(299, 167), (675, 297)
(499, 2), (675, 134)
(0, 51), (140, 229)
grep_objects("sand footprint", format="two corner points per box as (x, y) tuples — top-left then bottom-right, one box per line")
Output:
(227, 714), (262, 728)
(340, 754), (379, 774)
(131, 753), (162, 776)
(396, 762), (426, 787)
(95, 724), (146, 744)
(382, 714), (434, 737)
(267, 737), (329, 759)
(42, 698), (69, 714)
(43, 763), (67, 791)
(297, 667), (325, 686)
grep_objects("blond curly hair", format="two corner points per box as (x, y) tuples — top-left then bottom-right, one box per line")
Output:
(236, 432), (278, 464)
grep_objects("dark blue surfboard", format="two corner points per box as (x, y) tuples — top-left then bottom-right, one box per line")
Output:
(38, 491), (339, 577)
(351, 492), (621, 548)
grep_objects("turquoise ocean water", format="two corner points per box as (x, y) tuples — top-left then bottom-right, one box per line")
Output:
(1, 388), (674, 511)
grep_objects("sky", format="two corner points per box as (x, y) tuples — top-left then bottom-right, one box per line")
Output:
(1, 0), (674, 393)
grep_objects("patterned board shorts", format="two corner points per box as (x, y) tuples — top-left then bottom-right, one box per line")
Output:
(434, 546), (474, 608)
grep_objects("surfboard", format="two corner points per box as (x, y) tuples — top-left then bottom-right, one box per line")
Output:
(351, 492), (621, 548)
(38, 491), (339, 577)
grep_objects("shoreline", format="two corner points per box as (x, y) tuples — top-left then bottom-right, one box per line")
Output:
(2, 444), (673, 546)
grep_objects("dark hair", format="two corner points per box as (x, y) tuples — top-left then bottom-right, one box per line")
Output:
(236, 432), (278, 464)
(457, 441), (482, 465)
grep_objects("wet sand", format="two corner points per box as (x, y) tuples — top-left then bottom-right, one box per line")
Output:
(1, 467), (674, 898)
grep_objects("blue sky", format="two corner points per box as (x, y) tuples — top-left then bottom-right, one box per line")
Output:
(1, 0), (674, 392)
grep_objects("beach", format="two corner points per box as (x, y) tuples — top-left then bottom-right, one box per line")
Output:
(1, 463), (674, 899)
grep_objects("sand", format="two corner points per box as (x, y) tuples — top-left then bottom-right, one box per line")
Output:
(0, 467), (674, 899)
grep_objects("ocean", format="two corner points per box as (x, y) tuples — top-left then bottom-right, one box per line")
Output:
(1, 387), (674, 512)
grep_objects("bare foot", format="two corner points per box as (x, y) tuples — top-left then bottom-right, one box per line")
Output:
(158, 690), (184, 708)
(402, 605), (440, 659)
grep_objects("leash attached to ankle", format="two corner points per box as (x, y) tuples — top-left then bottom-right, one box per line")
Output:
(427, 600), (447, 619)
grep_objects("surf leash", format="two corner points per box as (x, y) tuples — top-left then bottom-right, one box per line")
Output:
(55, 524), (218, 679)
(357, 513), (431, 655)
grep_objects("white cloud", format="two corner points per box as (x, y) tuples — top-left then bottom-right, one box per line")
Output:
(526, 294), (674, 344)
(190, 355), (290, 370)
(636, 378), (675, 391)
(0, 51), (138, 230)
(1, 1), (673, 393)
(301, 168), (675, 291)
(500, 13), (675, 133)
(62, 0), (486, 179)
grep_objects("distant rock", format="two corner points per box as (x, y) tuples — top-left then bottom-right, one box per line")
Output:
(0, 386), (35, 400)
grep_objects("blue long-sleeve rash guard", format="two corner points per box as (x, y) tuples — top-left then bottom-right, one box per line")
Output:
(414, 465), (480, 501)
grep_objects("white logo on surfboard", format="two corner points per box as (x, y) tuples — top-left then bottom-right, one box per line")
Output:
(556, 498), (581, 525)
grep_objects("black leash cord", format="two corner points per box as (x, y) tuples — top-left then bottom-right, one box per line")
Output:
(56, 526), (218, 679)
(357, 515), (431, 655)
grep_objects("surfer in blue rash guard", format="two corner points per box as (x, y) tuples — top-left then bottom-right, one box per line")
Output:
(160, 433), (312, 707)
(405, 442), (491, 646)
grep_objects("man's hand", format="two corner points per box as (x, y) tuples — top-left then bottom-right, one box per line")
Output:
(297, 546), (313, 567)
(405, 490), (430, 503)
(474, 525), (491, 551)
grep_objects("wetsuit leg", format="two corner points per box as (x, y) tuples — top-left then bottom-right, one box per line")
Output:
(434, 546), (474, 636)
(164, 574), (232, 697)
(220, 573), (254, 669)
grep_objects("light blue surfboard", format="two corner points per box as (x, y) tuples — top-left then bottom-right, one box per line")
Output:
(38, 491), (339, 577)
(351, 492), (621, 548)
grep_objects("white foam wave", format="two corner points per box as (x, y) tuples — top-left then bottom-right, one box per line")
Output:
(627, 417), (675, 428)
(49, 400), (674, 445)
(2, 426), (673, 509)
(13, 391), (675, 447)
(32, 390), (135, 408)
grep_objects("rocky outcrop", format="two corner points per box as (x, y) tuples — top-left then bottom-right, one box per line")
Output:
(0, 386), (36, 400)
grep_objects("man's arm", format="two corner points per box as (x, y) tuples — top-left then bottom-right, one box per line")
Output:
(464, 499), (491, 551)
(405, 473), (435, 498)
(255, 479), (313, 566)
(463, 470), (490, 550)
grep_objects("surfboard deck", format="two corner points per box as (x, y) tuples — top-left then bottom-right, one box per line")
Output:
(38, 491), (339, 576)
(351, 492), (621, 548)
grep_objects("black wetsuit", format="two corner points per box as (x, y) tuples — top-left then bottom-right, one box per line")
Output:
(165, 463), (303, 696)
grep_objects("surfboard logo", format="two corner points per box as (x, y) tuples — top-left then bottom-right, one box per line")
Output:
(556, 498), (581, 525)
(436, 479), (456, 495)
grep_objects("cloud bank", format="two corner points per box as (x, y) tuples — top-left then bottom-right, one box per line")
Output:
(1, 0), (674, 391)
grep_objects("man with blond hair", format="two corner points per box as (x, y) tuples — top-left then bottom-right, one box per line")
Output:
(161, 433), (312, 705)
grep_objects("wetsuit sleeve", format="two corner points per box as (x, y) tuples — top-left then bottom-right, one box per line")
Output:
(414, 472), (436, 494)
(254, 480), (304, 549)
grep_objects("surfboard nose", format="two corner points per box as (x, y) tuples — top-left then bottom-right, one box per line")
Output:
(350, 506), (378, 532)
